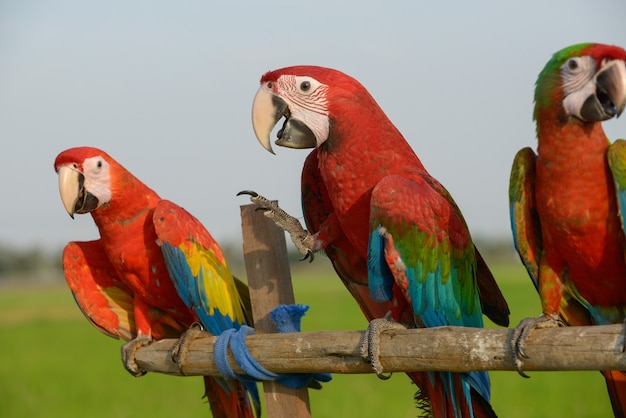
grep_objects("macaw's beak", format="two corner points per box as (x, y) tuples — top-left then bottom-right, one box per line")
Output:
(57, 166), (99, 218)
(581, 59), (626, 121)
(251, 85), (317, 153)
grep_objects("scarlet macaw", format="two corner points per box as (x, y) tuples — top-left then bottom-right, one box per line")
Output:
(55, 146), (257, 418)
(243, 66), (509, 418)
(509, 43), (626, 416)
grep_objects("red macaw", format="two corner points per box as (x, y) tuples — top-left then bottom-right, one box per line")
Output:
(55, 146), (257, 418)
(243, 66), (510, 418)
(509, 43), (626, 416)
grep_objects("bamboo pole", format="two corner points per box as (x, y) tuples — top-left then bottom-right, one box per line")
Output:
(135, 324), (626, 375)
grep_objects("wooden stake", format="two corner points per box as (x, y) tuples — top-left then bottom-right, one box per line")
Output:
(239, 203), (312, 418)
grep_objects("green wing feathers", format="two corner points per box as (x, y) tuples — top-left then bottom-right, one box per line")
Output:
(509, 147), (542, 287)
(368, 174), (482, 328)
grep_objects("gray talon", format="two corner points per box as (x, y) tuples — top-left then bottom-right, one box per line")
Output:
(239, 190), (318, 259)
(360, 317), (406, 380)
(510, 314), (561, 378)
(171, 323), (208, 376)
(121, 335), (152, 377)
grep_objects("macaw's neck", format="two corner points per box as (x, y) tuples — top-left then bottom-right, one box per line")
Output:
(535, 112), (612, 209)
(322, 106), (424, 172)
(90, 172), (161, 240)
(536, 110), (610, 158)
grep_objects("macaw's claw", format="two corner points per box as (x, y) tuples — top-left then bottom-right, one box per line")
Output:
(121, 335), (152, 377)
(359, 317), (406, 380)
(171, 322), (209, 375)
(510, 314), (563, 378)
(238, 190), (317, 261)
(237, 190), (259, 198)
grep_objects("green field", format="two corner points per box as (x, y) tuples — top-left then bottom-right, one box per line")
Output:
(0, 261), (612, 417)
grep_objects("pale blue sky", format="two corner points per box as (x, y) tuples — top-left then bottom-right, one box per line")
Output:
(1, 1), (625, 251)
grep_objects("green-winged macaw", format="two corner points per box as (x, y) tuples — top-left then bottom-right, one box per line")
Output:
(55, 146), (258, 418)
(509, 43), (626, 416)
(242, 66), (510, 418)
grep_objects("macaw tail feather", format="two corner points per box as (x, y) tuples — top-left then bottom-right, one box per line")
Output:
(409, 372), (497, 418)
(203, 377), (256, 418)
(603, 370), (626, 418)
(470, 388), (498, 418)
(413, 384), (433, 417)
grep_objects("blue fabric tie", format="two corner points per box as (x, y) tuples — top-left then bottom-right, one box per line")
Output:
(213, 304), (332, 388)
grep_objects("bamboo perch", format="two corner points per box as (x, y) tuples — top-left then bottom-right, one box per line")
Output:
(135, 324), (626, 376)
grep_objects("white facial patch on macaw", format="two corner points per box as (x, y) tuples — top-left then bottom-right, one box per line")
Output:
(278, 74), (330, 145)
(82, 156), (112, 207)
(560, 56), (597, 120)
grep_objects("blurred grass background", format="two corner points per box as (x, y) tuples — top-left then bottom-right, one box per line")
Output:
(0, 260), (612, 417)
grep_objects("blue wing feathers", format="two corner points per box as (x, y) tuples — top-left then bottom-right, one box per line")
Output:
(367, 228), (395, 303)
(161, 243), (195, 307)
(161, 243), (241, 336)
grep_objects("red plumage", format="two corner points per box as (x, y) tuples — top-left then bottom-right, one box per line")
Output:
(510, 43), (626, 416)
(56, 146), (254, 418)
(251, 66), (510, 417)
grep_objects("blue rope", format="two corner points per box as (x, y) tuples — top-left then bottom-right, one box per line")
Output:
(212, 304), (332, 388)
(213, 328), (239, 380)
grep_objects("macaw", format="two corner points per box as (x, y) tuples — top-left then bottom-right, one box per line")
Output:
(509, 43), (626, 416)
(243, 66), (510, 418)
(55, 146), (258, 418)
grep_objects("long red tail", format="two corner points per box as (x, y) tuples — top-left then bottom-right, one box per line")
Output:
(603, 370), (626, 418)
(203, 377), (255, 418)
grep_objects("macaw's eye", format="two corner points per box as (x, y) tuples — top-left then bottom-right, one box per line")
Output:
(267, 81), (273, 89)
(567, 58), (579, 71)
(300, 81), (311, 91)
(97, 160), (103, 169)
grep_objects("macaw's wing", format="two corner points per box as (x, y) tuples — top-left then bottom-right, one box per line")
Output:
(402, 165), (508, 328)
(63, 240), (135, 340)
(608, 139), (626, 235)
(509, 147), (542, 288)
(367, 173), (492, 405)
(233, 274), (253, 327)
(475, 249), (510, 327)
(598, 139), (626, 418)
(63, 241), (185, 341)
(509, 147), (591, 326)
(301, 149), (390, 320)
(593, 141), (626, 418)
(367, 174), (483, 329)
(153, 200), (249, 335)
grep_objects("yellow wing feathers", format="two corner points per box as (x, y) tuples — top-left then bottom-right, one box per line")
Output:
(184, 241), (247, 325)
